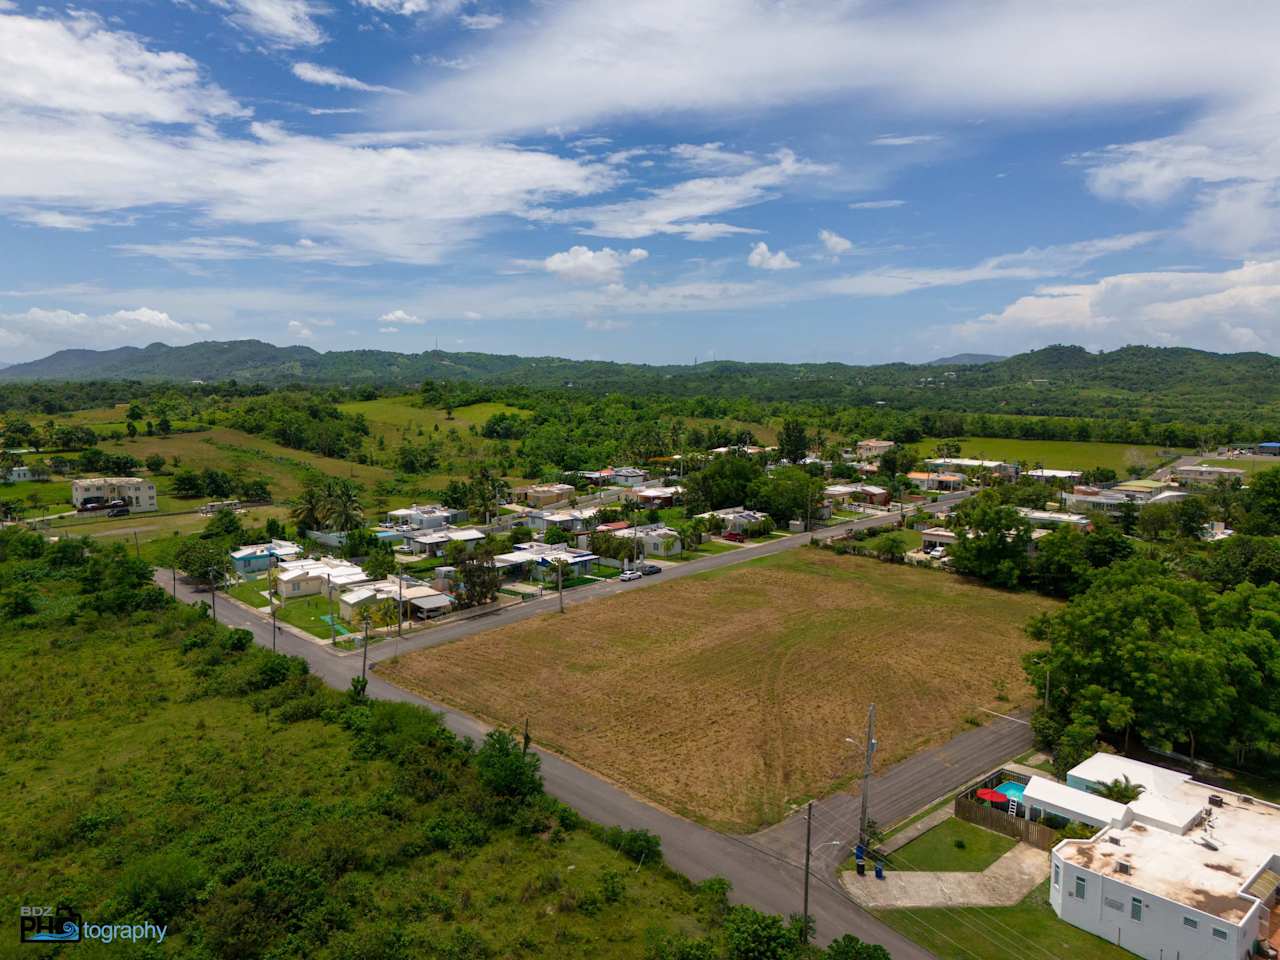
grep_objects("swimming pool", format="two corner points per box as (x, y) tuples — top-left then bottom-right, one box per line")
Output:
(996, 781), (1026, 805)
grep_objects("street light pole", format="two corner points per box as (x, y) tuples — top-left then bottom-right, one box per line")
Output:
(858, 703), (877, 849)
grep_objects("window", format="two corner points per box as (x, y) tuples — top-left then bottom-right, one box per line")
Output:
(1212, 928), (1228, 942)
(1074, 876), (1087, 899)
(1052, 864), (1060, 888)
(1130, 898), (1142, 922)
(1183, 917), (1198, 929)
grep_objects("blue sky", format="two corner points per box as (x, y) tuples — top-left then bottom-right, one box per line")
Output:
(1, 0), (1279, 364)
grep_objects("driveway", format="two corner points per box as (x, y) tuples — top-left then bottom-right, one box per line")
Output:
(842, 843), (1049, 910)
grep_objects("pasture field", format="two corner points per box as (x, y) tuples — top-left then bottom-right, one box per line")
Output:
(910, 437), (1184, 473)
(1202, 456), (1280, 477)
(381, 549), (1056, 832)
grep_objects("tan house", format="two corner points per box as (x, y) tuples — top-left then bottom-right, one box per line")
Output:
(855, 439), (896, 459)
(522, 483), (576, 507)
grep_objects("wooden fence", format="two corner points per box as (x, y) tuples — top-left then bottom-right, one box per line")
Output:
(954, 796), (1059, 850)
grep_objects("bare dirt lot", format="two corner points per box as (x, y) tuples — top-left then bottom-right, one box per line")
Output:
(381, 549), (1056, 832)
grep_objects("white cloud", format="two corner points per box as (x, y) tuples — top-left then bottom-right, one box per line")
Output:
(292, 62), (403, 94)
(210, 0), (326, 47)
(544, 149), (823, 240)
(287, 319), (313, 338)
(0, 13), (244, 122)
(308, 106), (363, 115)
(747, 242), (797, 270)
(14, 209), (98, 231)
(849, 200), (906, 210)
(825, 232), (1159, 296)
(818, 228), (852, 255)
(670, 142), (755, 171)
(0, 305), (208, 351)
(948, 259), (1280, 354)
(531, 245), (648, 283)
(354, 0), (466, 16)
(869, 134), (941, 147)
(379, 308), (424, 325)
(463, 310), (482, 320)
(584, 316), (628, 331)
(379, 325), (400, 333)
(460, 13), (503, 30)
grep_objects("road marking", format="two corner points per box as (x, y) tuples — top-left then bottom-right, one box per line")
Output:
(978, 708), (1029, 725)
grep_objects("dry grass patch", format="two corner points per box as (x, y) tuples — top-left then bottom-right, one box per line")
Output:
(381, 550), (1056, 832)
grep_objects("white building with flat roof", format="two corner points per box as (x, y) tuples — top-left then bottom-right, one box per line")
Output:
(1048, 754), (1280, 960)
(274, 557), (368, 598)
(1026, 468), (1084, 482)
(923, 457), (1019, 478)
(71, 477), (158, 512)
(1176, 464), (1247, 486)
(1016, 507), (1092, 529)
(385, 503), (466, 529)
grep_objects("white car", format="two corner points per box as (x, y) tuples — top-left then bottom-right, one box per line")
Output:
(619, 570), (642, 582)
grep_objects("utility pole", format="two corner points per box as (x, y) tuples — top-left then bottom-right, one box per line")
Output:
(802, 800), (813, 944)
(133, 531), (141, 559)
(209, 564), (217, 622)
(327, 574), (336, 645)
(522, 717), (531, 755)
(172, 565), (177, 598)
(361, 617), (369, 680)
(557, 559), (564, 614)
(1044, 664), (1051, 712)
(859, 703), (877, 850)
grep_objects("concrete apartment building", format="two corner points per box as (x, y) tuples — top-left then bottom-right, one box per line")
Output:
(71, 477), (158, 511)
(855, 438), (896, 459)
(923, 457), (1020, 479)
(1048, 754), (1279, 960)
(1175, 465), (1247, 486)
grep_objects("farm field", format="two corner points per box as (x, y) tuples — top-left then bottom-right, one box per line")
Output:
(910, 437), (1184, 474)
(381, 549), (1057, 832)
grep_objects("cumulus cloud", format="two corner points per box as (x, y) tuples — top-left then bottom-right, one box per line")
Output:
(379, 308), (424, 325)
(529, 245), (649, 283)
(210, 0), (325, 47)
(818, 229), (852, 256)
(747, 242), (798, 270)
(0, 306), (208, 351)
(948, 259), (1280, 354)
(287, 319), (313, 338)
(292, 62), (403, 94)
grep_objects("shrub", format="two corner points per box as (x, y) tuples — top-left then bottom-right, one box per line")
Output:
(605, 826), (662, 865)
(119, 850), (205, 918)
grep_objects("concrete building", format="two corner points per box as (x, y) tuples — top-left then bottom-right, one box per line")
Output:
(856, 439), (896, 459)
(4, 464), (32, 483)
(1176, 465), (1247, 486)
(1026, 468), (1084, 483)
(229, 539), (303, 575)
(634, 485), (683, 508)
(906, 471), (965, 492)
(923, 457), (1019, 479)
(695, 507), (772, 535)
(522, 483), (577, 507)
(921, 527), (958, 554)
(826, 483), (891, 507)
(492, 541), (598, 581)
(528, 506), (600, 533)
(405, 526), (486, 557)
(611, 466), (649, 487)
(71, 477), (158, 512)
(1048, 754), (1280, 960)
(612, 523), (683, 557)
(1016, 507), (1092, 530)
(385, 503), (467, 529)
(339, 576), (453, 621)
(273, 557), (367, 598)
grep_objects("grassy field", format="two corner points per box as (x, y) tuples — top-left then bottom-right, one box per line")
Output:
(887, 818), (1017, 872)
(381, 549), (1057, 831)
(1202, 456), (1280, 477)
(876, 880), (1134, 960)
(277, 593), (353, 639)
(910, 437), (1184, 473)
(2, 563), (723, 959)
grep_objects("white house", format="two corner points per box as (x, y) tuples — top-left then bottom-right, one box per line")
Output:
(1026, 468), (1084, 483)
(635, 485), (683, 508)
(4, 464), (32, 483)
(229, 539), (302, 575)
(1016, 507), (1092, 529)
(492, 541), (597, 581)
(695, 506), (772, 534)
(1045, 754), (1280, 960)
(611, 466), (649, 487)
(921, 527), (958, 555)
(385, 503), (467, 529)
(923, 457), (1019, 479)
(1175, 464), (1247, 486)
(406, 526), (486, 557)
(71, 477), (158, 512)
(528, 506), (600, 533)
(273, 557), (368, 598)
(612, 523), (683, 557)
(339, 576), (453, 621)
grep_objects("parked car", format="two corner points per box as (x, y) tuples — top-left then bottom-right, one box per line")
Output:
(106, 507), (130, 518)
(640, 563), (661, 575)
(78, 501), (105, 512)
(619, 570), (642, 582)
(722, 531), (745, 542)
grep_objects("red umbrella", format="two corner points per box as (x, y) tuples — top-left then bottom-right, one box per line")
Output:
(976, 788), (1009, 803)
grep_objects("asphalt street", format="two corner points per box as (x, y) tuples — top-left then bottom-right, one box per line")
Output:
(151, 490), (1036, 956)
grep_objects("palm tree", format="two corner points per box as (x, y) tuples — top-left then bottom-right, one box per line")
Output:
(372, 597), (400, 641)
(290, 482), (326, 533)
(323, 479), (365, 533)
(1098, 775), (1145, 804)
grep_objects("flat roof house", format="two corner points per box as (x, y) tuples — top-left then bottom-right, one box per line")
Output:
(522, 483), (577, 507)
(385, 504), (467, 529)
(1026, 468), (1084, 483)
(493, 541), (597, 581)
(1047, 754), (1280, 960)
(635, 485), (683, 508)
(528, 506), (599, 533)
(923, 457), (1019, 479)
(1016, 507), (1092, 529)
(695, 507), (771, 534)
(613, 523), (683, 557)
(274, 557), (368, 598)
(921, 527), (958, 554)
(71, 477), (158, 512)
(406, 526), (486, 557)
(611, 466), (649, 487)
(339, 576), (453, 622)
(229, 539), (303, 575)
(4, 464), (32, 483)
(856, 439), (896, 459)
(906, 471), (965, 492)
(1176, 464), (1247, 486)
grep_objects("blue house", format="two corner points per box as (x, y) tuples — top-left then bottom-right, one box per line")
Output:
(229, 539), (303, 575)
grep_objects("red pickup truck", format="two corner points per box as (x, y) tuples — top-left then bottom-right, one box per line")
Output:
(722, 531), (745, 543)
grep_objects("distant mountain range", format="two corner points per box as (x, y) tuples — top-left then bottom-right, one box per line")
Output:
(2, 340), (1278, 420)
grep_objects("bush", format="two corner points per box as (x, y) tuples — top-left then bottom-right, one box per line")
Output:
(119, 850), (205, 918)
(604, 826), (662, 865)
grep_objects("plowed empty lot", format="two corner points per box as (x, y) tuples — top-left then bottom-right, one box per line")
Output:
(382, 550), (1056, 832)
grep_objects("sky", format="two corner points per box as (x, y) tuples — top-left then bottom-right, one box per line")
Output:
(1, 0), (1279, 365)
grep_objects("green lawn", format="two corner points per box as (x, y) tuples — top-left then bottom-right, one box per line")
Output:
(227, 578), (270, 608)
(277, 593), (353, 639)
(1201, 457), (1280, 477)
(876, 880), (1136, 960)
(887, 818), (1017, 872)
(911, 437), (1184, 474)
(666, 539), (742, 561)
(591, 563), (622, 578)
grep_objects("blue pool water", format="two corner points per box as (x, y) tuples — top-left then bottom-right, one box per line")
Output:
(996, 781), (1026, 804)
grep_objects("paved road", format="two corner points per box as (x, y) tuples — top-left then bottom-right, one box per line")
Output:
(153, 491), (1010, 956)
